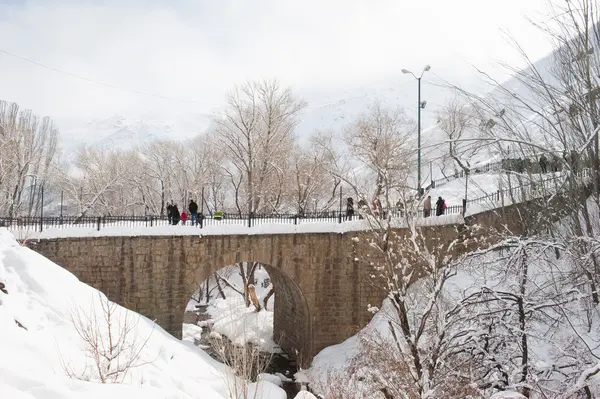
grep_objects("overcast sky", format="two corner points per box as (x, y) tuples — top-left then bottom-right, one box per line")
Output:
(0, 0), (556, 121)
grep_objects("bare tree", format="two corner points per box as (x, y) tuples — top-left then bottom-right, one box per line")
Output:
(214, 79), (306, 214)
(437, 98), (483, 203)
(343, 102), (415, 203)
(0, 101), (58, 217)
(60, 292), (155, 383)
(214, 262), (263, 312)
(59, 146), (134, 218)
(291, 132), (342, 214)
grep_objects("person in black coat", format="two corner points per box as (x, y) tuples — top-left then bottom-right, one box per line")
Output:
(166, 202), (174, 225)
(436, 196), (444, 216)
(539, 154), (548, 173)
(345, 198), (354, 220)
(172, 204), (180, 225)
(189, 200), (199, 226)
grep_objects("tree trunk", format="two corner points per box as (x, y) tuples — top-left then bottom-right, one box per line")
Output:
(263, 287), (274, 311)
(214, 273), (226, 300)
(248, 285), (261, 312)
(518, 248), (530, 398)
(205, 278), (210, 304)
(238, 263), (250, 307)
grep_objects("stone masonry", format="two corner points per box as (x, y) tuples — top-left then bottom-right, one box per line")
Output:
(28, 202), (541, 367)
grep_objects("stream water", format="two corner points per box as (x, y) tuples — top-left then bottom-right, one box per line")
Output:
(185, 308), (302, 398)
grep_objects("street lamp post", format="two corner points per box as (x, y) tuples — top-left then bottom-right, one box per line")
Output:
(402, 65), (431, 197)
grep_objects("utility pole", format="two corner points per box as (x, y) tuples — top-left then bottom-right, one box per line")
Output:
(402, 65), (431, 198)
(417, 76), (422, 195)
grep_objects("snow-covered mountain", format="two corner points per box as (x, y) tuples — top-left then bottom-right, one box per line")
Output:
(56, 113), (214, 155)
(52, 48), (559, 161)
(52, 75), (454, 153)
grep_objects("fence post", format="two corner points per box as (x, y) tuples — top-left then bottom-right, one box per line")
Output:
(294, 214), (298, 225)
(200, 214), (203, 229)
(150, 216), (154, 227)
(462, 198), (467, 216)
(97, 217), (101, 231)
(248, 212), (252, 228)
(338, 185), (343, 223)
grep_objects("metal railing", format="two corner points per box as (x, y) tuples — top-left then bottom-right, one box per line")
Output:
(0, 169), (591, 233)
(425, 160), (503, 191)
(0, 206), (466, 232)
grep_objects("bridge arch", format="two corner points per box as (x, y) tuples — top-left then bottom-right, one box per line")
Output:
(187, 257), (313, 365)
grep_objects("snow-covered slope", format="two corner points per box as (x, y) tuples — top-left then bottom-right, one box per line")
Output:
(0, 228), (285, 398)
(56, 114), (212, 155)
(52, 46), (560, 177)
(52, 76), (454, 154)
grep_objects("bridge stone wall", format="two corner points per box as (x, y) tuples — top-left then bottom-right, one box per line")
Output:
(28, 210), (529, 366)
(32, 232), (390, 367)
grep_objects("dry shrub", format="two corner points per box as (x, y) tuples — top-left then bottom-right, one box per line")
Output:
(318, 331), (483, 399)
(208, 332), (274, 399)
(60, 292), (154, 383)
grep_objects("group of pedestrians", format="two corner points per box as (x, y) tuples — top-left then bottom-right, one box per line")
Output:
(166, 200), (201, 226)
(423, 195), (447, 217)
(344, 195), (448, 219)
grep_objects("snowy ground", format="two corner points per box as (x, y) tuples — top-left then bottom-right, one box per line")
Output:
(0, 228), (289, 399)
(427, 170), (567, 205)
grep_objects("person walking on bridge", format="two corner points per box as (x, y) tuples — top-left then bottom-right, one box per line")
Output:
(423, 195), (432, 218)
(189, 200), (199, 226)
(172, 204), (180, 225)
(180, 210), (188, 225)
(436, 196), (444, 216)
(345, 197), (354, 221)
(539, 154), (548, 174)
(166, 202), (174, 225)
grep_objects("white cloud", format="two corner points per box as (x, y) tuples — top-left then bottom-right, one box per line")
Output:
(0, 0), (554, 119)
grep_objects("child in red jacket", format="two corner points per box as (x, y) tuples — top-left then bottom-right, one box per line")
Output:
(180, 211), (188, 225)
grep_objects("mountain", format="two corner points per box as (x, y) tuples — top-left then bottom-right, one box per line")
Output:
(55, 113), (213, 155)
(52, 50), (560, 171)
(52, 75), (454, 153)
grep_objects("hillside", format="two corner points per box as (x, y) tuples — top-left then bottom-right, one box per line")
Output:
(0, 228), (286, 398)
(55, 114), (214, 155)
(51, 75), (460, 155)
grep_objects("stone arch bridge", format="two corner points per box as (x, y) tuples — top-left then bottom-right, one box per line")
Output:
(29, 202), (537, 367)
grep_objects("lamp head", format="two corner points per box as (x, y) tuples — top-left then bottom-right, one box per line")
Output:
(401, 69), (411, 74)
(423, 65), (431, 72)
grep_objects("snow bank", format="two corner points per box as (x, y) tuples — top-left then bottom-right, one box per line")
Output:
(293, 391), (318, 399)
(0, 228), (285, 398)
(208, 296), (279, 353)
(489, 393), (527, 399)
(198, 266), (279, 353)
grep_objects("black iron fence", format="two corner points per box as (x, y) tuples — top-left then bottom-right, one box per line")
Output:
(1, 170), (588, 233)
(425, 160), (503, 191)
(0, 205), (467, 232)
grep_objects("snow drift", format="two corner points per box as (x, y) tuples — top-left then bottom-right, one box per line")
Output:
(0, 228), (285, 398)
